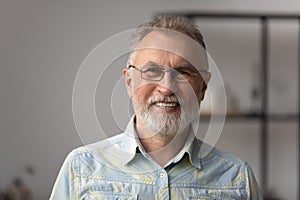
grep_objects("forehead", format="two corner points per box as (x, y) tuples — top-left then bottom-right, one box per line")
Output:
(131, 30), (208, 69)
(132, 48), (191, 67)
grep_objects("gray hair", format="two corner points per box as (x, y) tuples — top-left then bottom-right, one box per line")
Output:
(130, 15), (206, 51)
(127, 15), (207, 67)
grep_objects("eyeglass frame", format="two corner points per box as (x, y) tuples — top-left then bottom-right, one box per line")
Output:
(128, 64), (208, 83)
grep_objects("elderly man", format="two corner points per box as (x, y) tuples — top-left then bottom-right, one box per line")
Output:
(50, 15), (263, 199)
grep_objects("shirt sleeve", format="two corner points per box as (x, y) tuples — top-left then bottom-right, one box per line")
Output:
(49, 149), (78, 200)
(245, 162), (264, 200)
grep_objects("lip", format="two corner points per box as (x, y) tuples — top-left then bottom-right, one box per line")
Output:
(151, 101), (180, 113)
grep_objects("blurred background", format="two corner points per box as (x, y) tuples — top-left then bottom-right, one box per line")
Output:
(0, 0), (299, 199)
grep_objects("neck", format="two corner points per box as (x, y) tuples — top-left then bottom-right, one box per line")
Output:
(135, 121), (190, 167)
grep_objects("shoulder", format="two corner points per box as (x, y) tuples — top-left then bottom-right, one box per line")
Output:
(197, 141), (263, 197)
(196, 138), (246, 167)
(210, 146), (246, 166)
(75, 133), (124, 154)
(62, 133), (125, 173)
(192, 139), (257, 188)
(195, 139), (252, 178)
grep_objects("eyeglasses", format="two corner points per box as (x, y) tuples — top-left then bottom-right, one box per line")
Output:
(128, 64), (207, 83)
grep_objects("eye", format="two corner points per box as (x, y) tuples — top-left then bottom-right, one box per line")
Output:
(177, 70), (193, 76)
(141, 66), (164, 80)
(143, 67), (163, 74)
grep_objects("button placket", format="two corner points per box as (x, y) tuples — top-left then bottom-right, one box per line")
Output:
(156, 170), (169, 200)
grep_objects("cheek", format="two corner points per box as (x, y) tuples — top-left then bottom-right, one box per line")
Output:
(178, 90), (198, 105)
(192, 81), (204, 100)
(132, 83), (156, 102)
(178, 82), (202, 100)
(175, 85), (202, 112)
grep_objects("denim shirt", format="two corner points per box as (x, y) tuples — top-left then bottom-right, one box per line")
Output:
(50, 117), (263, 200)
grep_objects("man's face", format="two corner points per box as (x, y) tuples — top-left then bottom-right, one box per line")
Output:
(123, 31), (210, 136)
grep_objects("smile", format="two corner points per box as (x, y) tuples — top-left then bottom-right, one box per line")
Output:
(154, 102), (178, 108)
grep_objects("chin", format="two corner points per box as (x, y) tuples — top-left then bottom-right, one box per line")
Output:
(142, 111), (189, 136)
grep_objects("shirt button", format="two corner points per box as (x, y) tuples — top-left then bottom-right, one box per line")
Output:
(159, 172), (165, 179)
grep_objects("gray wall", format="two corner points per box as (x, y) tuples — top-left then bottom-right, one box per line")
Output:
(1, 0), (300, 199)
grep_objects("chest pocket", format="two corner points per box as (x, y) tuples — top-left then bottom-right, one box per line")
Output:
(187, 188), (245, 200)
(85, 191), (138, 200)
(80, 178), (140, 200)
(188, 197), (211, 200)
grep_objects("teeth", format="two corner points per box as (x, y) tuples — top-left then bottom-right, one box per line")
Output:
(155, 102), (178, 108)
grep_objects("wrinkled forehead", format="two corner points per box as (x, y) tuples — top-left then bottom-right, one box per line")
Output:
(132, 29), (208, 70)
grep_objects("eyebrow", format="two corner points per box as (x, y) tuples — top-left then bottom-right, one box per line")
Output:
(175, 65), (197, 71)
(145, 61), (194, 69)
(144, 61), (207, 73)
(144, 61), (162, 66)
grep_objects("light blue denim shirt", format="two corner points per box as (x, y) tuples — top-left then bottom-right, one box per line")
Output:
(50, 117), (263, 199)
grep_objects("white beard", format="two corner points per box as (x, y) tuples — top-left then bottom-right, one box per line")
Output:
(132, 94), (198, 136)
(141, 108), (183, 135)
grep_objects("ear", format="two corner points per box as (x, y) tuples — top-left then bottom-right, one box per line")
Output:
(199, 72), (211, 101)
(123, 68), (133, 97)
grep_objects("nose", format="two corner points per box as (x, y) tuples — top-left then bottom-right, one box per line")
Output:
(156, 71), (176, 96)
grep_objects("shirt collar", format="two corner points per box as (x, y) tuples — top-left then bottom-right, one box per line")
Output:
(121, 115), (202, 170)
(122, 116), (139, 165)
(188, 137), (202, 170)
(164, 127), (202, 170)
